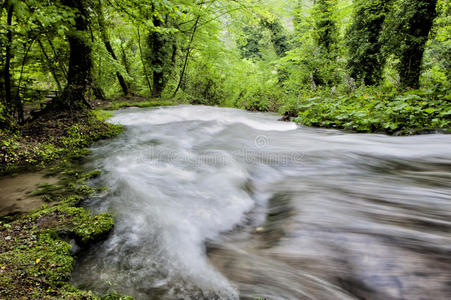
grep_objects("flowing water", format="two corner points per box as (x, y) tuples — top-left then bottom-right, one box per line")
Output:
(72, 105), (451, 300)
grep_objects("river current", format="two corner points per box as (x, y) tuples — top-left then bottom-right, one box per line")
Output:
(72, 105), (451, 300)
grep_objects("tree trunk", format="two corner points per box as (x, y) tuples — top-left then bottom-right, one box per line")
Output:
(15, 39), (34, 123)
(147, 15), (177, 99)
(151, 68), (164, 98)
(137, 27), (152, 95)
(399, 0), (438, 89)
(104, 39), (129, 95)
(173, 16), (200, 98)
(120, 40), (130, 75)
(149, 16), (164, 99)
(3, 2), (13, 114)
(46, 36), (68, 78)
(37, 39), (63, 93)
(57, 0), (93, 110)
(97, 1), (129, 96)
(93, 85), (106, 100)
(347, 0), (393, 86)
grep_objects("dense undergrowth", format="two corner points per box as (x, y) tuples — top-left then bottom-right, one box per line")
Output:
(240, 86), (451, 135)
(293, 90), (450, 135)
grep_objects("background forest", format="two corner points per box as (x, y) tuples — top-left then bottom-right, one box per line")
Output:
(0, 0), (450, 134)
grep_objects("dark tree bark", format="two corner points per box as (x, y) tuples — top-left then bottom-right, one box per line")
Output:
(92, 85), (106, 100)
(398, 0), (438, 89)
(57, 0), (93, 110)
(147, 15), (177, 98)
(104, 39), (129, 95)
(97, 1), (129, 96)
(149, 17), (164, 98)
(399, 0), (437, 89)
(346, 0), (393, 85)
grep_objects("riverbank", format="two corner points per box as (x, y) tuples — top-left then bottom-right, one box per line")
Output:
(242, 87), (451, 135)
(293, 90), (451, 135)
(0, 109), (133, 299)
(0, 109), (122, 175)
(92, 95), (178, 111)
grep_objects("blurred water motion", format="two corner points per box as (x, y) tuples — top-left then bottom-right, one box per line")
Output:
(72, 106), (451, 299)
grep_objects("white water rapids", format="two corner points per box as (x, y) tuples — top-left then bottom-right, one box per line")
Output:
(72, 105), (451, 300)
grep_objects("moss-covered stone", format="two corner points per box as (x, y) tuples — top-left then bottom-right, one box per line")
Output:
(0, 182), (127, 299)
(29, 203), (114, 245)
(0, 209), (109, 299)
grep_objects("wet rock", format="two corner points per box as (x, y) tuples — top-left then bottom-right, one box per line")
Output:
(278, 111), (291, 122)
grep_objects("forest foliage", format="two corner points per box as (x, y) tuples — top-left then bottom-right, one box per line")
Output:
(0, 0), (450, 134)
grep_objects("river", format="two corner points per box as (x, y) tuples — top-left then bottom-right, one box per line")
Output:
(72, 105), (451, 300)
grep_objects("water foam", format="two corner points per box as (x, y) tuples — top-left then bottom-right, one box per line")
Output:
(110, 105), (298, 132)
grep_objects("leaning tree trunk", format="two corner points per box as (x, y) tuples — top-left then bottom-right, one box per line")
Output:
(102, 38), (129, 96)
(172, 16), (200, 98)
(37, 39), (63, 93)
(399, 0), (438, 89)
(97, 1), (129, 96)
(57, 0), (93, 110)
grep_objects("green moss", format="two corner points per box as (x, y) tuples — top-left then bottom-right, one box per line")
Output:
(72, 212), (114, 244)
(101, 292), (135, 300)
(0, 178), (125, 299)
(32, 183), (65, 196)
(0, 231), (74, 299)
(0, 111), (123, 175)
(104, 100), (177, 110)
(0, 202), (116, 299)
(84, 170), (102, 179)
(28, 203), (114, 245)
(92, 110), (114, 122)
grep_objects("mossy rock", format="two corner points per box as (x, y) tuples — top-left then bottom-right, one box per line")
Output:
(30, 204), (114, 246)
(0, 198), (117, 299)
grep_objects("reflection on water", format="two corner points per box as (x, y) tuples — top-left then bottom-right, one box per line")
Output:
(72, 105), (451, 299)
